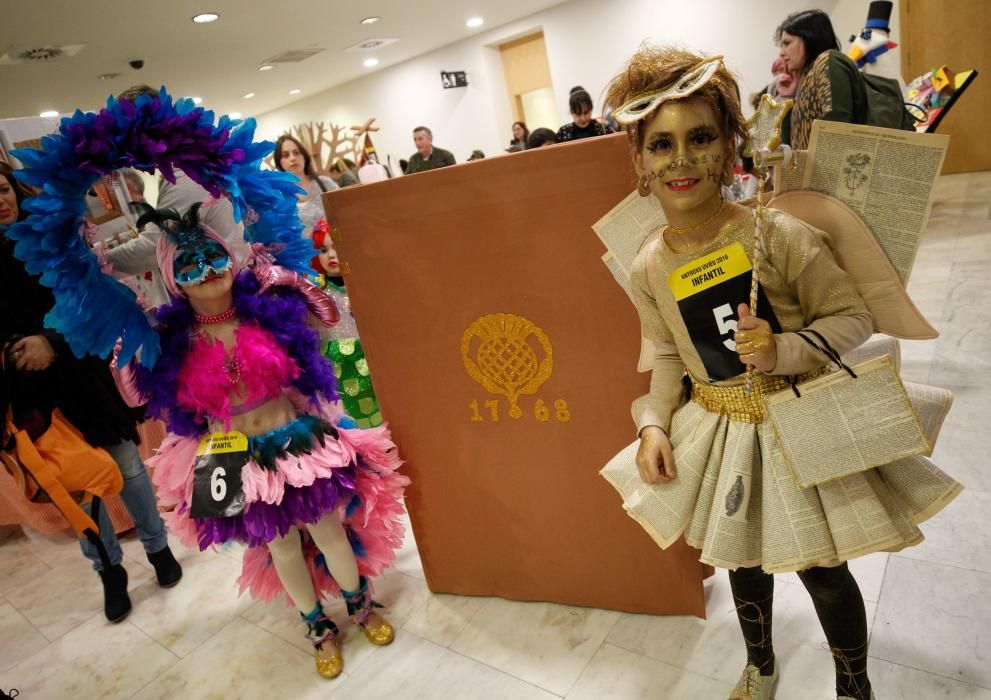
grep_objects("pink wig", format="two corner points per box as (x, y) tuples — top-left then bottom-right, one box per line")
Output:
(156, 217), (239, 298)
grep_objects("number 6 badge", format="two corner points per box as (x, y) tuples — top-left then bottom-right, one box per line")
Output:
(190, 431), (249, 519)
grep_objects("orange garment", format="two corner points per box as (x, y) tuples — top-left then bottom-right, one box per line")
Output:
(3, 410), (122, 536)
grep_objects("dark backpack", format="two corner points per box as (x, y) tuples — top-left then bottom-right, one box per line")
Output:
(862, 73), (916, 131)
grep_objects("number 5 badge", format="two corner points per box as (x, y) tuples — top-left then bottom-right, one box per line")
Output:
(190, 431), (249, 519)
(668, 242), (781, 382)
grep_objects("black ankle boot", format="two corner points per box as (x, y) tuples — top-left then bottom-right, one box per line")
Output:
(147, 546), (183, 588)
(98, 564), (131, 623)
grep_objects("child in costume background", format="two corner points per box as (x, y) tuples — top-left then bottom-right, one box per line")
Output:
(309, 218), (382, 429)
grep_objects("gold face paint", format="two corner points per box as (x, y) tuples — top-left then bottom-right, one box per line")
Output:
(634, 98), (732, 225)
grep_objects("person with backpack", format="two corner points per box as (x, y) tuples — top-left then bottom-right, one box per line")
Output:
(775, 9), (913, 149)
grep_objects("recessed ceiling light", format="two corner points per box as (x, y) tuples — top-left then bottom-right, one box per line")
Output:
(190, 96), (203, 105)
(363, 58), (379, 68)
(192, 13), (219, 23)
(242, 92), (255, 99)
(360, 16), (381, 25)
(289, 89), (301, 95)
(229, 112), (242, 119)
(39, 110), (59, 118)
(258, 64), (274, 72)
(466, 17), (484, 28)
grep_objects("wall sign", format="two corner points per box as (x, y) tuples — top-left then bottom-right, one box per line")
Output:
(441, 71), (468, 89)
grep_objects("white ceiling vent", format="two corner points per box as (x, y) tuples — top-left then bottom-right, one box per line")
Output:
(0, 43), (85, 65)
(344, 38), (399, 53)
(263, 48), (326, 64)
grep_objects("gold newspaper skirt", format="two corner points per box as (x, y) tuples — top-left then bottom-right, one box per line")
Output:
(601, 371), (962, 573)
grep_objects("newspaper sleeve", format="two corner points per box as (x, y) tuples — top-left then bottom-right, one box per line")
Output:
(801, 121), (949, 284)
(592, 189), (667, 276)
(764, 356), (932, 489)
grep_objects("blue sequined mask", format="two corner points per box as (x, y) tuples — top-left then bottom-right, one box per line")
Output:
(173, 239), (232, 287)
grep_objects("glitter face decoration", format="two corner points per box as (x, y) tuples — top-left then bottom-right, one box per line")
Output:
(174, 239), (232, 287)
(613, 56), (724, 126)
(635, 99), (731, 217)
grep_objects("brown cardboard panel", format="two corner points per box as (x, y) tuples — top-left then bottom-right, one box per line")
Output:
(323, 134), (706, 617)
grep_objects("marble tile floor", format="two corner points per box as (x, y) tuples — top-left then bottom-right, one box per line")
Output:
(1, 171), (990, 699)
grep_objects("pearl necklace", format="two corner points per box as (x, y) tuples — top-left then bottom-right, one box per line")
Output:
(193, 307), (236, 325)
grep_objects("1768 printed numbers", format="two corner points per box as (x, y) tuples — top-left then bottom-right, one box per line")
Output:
(469, 398), (571, 423)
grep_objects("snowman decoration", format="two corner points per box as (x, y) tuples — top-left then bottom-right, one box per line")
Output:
(848, 0), (904, 89)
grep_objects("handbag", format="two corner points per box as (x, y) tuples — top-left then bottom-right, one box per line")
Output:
(763, 330), (932, 489)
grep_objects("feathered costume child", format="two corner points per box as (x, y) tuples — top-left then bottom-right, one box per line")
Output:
(5, 89), (409, 679)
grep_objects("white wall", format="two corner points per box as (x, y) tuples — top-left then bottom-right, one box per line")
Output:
(254, 0), (869, 168)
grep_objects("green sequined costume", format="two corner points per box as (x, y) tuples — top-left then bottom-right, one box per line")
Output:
(316, 276), (383, 429)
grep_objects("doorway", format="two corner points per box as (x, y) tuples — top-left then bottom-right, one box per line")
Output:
(500, 33), (558, 134)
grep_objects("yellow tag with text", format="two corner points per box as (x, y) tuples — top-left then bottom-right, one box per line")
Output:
(196, 431), (249, 456)
(668, 242), (753, 302)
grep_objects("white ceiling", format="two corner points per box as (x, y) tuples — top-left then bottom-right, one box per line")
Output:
(0, 0), (567, 120)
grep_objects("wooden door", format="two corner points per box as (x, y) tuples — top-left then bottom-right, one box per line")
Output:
(902, 0), (991, 173)
(500, 33), (555, 127)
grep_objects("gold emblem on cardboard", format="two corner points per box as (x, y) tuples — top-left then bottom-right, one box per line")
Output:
(461, 313), (553, 418)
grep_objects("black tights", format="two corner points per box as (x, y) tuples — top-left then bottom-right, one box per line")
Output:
(728, 563), (871, 699)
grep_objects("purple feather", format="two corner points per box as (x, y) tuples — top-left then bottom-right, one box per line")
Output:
(195, 466), (358, 548)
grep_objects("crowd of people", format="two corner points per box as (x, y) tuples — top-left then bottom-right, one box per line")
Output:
(0, 6), (947, 700)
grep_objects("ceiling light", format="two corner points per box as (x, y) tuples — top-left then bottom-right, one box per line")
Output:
(258, 64), (274, 71)
(192, 13), (219, 23)
(98, 72), (120, 81)
(289, 89), (301, 95)
(466, 17), (484, 28)
(360, 16), (381, 25)
(190, 96), (203, 104)
(242, 92), (255, 99)
(363, 58), (379, 68)
(229, 112), (242, 119)
(39, 110), (59, 118)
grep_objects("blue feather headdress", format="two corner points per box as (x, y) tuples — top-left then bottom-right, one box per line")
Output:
(6, 87), (313, 368)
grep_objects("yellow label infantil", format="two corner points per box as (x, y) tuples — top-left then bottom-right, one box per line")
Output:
(196, 431), (249, 456)
(668, 242), (755, 301)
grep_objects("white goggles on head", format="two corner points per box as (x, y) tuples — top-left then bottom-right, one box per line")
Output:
(612, 55), (725, 126)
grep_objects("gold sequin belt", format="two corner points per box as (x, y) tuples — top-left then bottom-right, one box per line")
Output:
(689, 367), (830, 423)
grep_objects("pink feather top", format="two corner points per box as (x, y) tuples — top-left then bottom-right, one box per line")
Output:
(176, 324), (300, 427)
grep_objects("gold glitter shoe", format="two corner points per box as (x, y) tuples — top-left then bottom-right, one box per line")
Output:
(729, 663), (778, 700)
(313, 636), (344, 679)
(360, 611), (395, 646)
(301, 605), (343, 679)
(344, 577), (395, 646)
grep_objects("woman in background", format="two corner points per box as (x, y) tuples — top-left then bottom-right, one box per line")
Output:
(556, 86), (614, 142)
(507, 121), (529, 152)
(274, 135), (338, 237)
